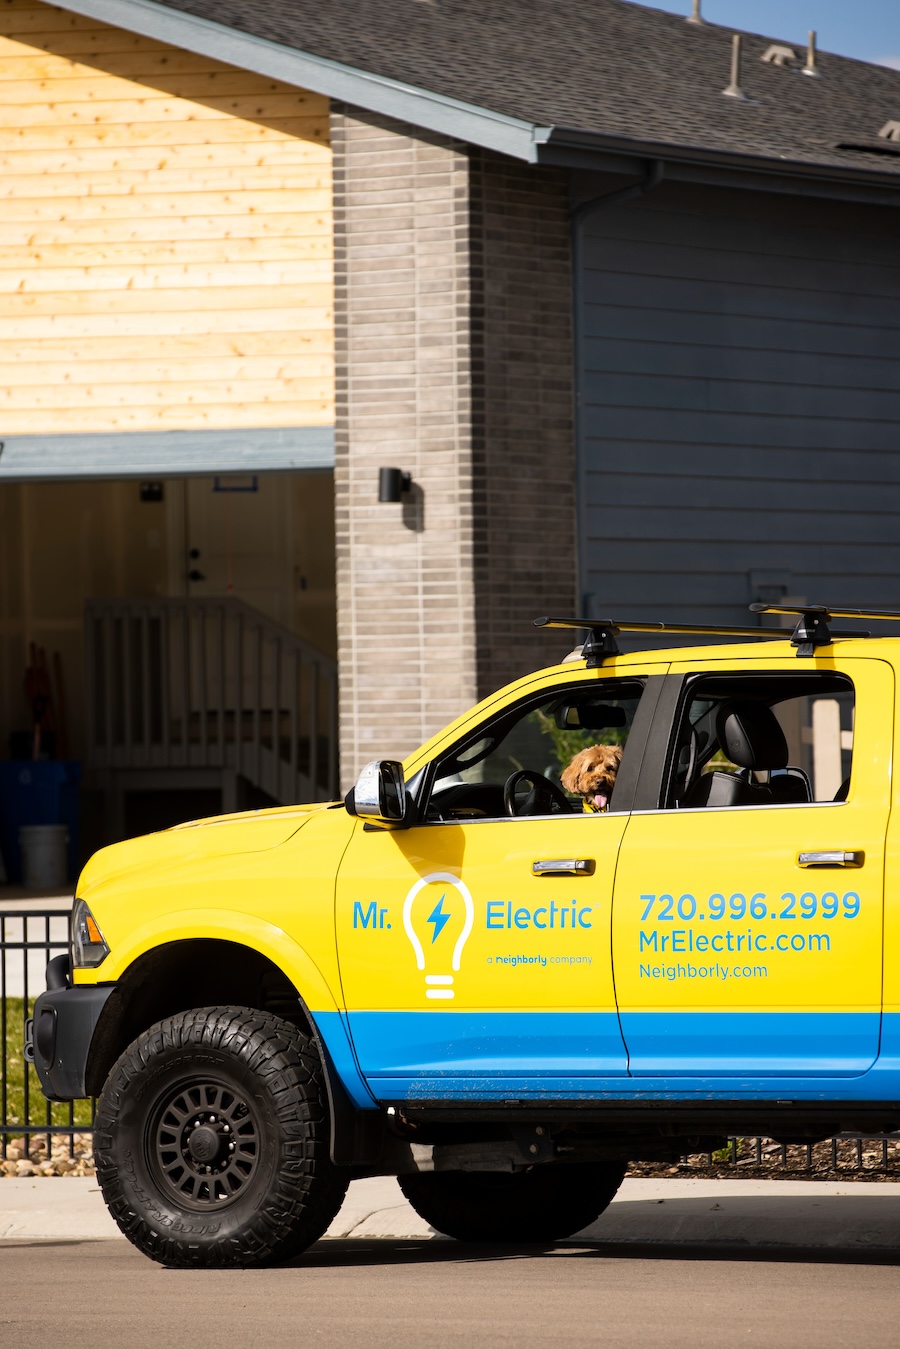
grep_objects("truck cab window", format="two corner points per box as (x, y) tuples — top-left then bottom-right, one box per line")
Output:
(425, 680), (645, 821)
(666, 673), (854, 810)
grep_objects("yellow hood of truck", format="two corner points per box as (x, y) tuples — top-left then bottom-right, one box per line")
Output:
(77, 801), (337, 899)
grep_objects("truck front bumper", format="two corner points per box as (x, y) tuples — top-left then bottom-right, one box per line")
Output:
(26, 956), (115, 1102)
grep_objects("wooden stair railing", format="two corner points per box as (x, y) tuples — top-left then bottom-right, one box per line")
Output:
(85, 597), (338, 803)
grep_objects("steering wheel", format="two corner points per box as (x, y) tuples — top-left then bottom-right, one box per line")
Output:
(503, 770), (575, 818)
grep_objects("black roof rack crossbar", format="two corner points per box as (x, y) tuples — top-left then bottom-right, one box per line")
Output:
(537, 609), (873, 666)
(750, 603), (900, 622)
(750, 604), (876, 657)
(535, 615), (786, 667)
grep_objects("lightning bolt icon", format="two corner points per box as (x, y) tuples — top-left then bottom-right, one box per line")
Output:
(427, 894), (451, 944)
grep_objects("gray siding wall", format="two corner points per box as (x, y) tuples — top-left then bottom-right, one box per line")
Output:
(577, 182), (900, 624)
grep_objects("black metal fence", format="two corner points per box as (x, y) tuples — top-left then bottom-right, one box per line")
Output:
(1, 908), (93, 1169)
(1, 908), (899, 1178)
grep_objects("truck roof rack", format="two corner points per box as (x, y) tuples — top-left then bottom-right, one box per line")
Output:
(535, 616), (781, 667)
(536, 606), (874, 666)
(749, 604), (878, 657)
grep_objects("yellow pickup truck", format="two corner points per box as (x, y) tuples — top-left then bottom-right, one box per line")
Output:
(29, 604), (900, 1267)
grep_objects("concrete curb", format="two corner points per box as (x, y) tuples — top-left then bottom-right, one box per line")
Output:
(2, 1174), (899, 1249)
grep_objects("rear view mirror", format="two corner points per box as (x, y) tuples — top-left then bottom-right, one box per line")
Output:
(555, 702), (627, 731)
(349, 760), (408, 826)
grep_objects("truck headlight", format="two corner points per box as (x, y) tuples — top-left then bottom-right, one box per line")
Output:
(71, 899), (110, 969)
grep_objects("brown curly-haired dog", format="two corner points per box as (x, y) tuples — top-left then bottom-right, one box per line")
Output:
(560, 744), (623, 812)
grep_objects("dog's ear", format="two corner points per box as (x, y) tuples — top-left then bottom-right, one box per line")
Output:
(560, 749), (587, 794)
(611, 744), (624, 766)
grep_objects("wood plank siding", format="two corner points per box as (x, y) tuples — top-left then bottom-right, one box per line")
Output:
(0, 0), (333, 434)
(578, 184), (900, 624)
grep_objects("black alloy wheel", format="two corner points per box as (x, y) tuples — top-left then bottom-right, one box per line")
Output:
(149, 1077), (260, 1209)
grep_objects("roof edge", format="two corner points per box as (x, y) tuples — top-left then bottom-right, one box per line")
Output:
(50, 0), (551, 160)
(0, 426), (334, 480)
(541, 126), (900, 197)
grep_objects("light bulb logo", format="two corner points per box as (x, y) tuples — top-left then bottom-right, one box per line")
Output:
(403, 871), (474, 1000)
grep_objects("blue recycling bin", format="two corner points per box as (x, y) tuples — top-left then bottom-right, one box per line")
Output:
(0, 761), (81, 884)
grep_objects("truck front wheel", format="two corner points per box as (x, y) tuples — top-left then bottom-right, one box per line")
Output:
(398, 1162), (626, 1243)
(93, 1006), (348, 1267)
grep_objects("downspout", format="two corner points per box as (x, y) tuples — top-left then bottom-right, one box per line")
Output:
(571, 159), (665, 615)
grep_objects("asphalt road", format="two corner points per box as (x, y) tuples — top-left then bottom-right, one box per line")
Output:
(3, 1235), (898, 1349)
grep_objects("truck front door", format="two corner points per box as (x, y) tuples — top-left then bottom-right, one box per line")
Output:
(335, 671), (666, 1101)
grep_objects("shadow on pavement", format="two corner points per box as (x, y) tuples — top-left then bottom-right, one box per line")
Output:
(2, 1234), (898, 1270)
(295, 1236), (900, 1271)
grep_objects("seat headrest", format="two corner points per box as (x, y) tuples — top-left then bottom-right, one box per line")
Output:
(716, 701), (788, 770)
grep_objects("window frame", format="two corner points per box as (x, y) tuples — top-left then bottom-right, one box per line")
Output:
(407, 673), (665, 827)
(652, 670), (855, 813)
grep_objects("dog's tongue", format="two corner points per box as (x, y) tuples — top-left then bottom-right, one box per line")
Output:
(592, 792), (609, 810)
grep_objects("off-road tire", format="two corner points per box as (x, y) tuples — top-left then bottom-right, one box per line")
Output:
(93, 1006), (348, 1268)
(398, 1162), (626, 1243)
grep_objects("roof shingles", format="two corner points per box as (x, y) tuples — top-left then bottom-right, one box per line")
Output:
(153, 0), (900, 178)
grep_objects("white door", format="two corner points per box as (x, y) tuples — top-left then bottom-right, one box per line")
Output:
(179, 474), (292, 625)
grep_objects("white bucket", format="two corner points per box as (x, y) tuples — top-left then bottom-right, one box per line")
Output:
(19, 824), (69, 890)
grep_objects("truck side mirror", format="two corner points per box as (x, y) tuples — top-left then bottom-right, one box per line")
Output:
(348, 760), (408, 826)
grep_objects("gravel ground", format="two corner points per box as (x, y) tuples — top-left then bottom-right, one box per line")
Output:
(628, 1136), (900, 1183)
(1, 1132), (93, 1177)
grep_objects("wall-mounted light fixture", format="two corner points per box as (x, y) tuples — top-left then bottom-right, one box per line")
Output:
(378, 467), (412, 502)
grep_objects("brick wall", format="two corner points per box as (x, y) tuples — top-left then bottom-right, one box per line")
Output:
(331, 107), (477, 783)
(469, 150), (576, 697)
(332, 109), (575, 786)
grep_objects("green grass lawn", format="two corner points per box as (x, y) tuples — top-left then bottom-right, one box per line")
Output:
(3, 997), (92, 1133)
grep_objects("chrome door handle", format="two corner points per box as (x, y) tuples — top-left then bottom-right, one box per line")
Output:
(532, 859), (595, 877)
(798, 851), (864, 868)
